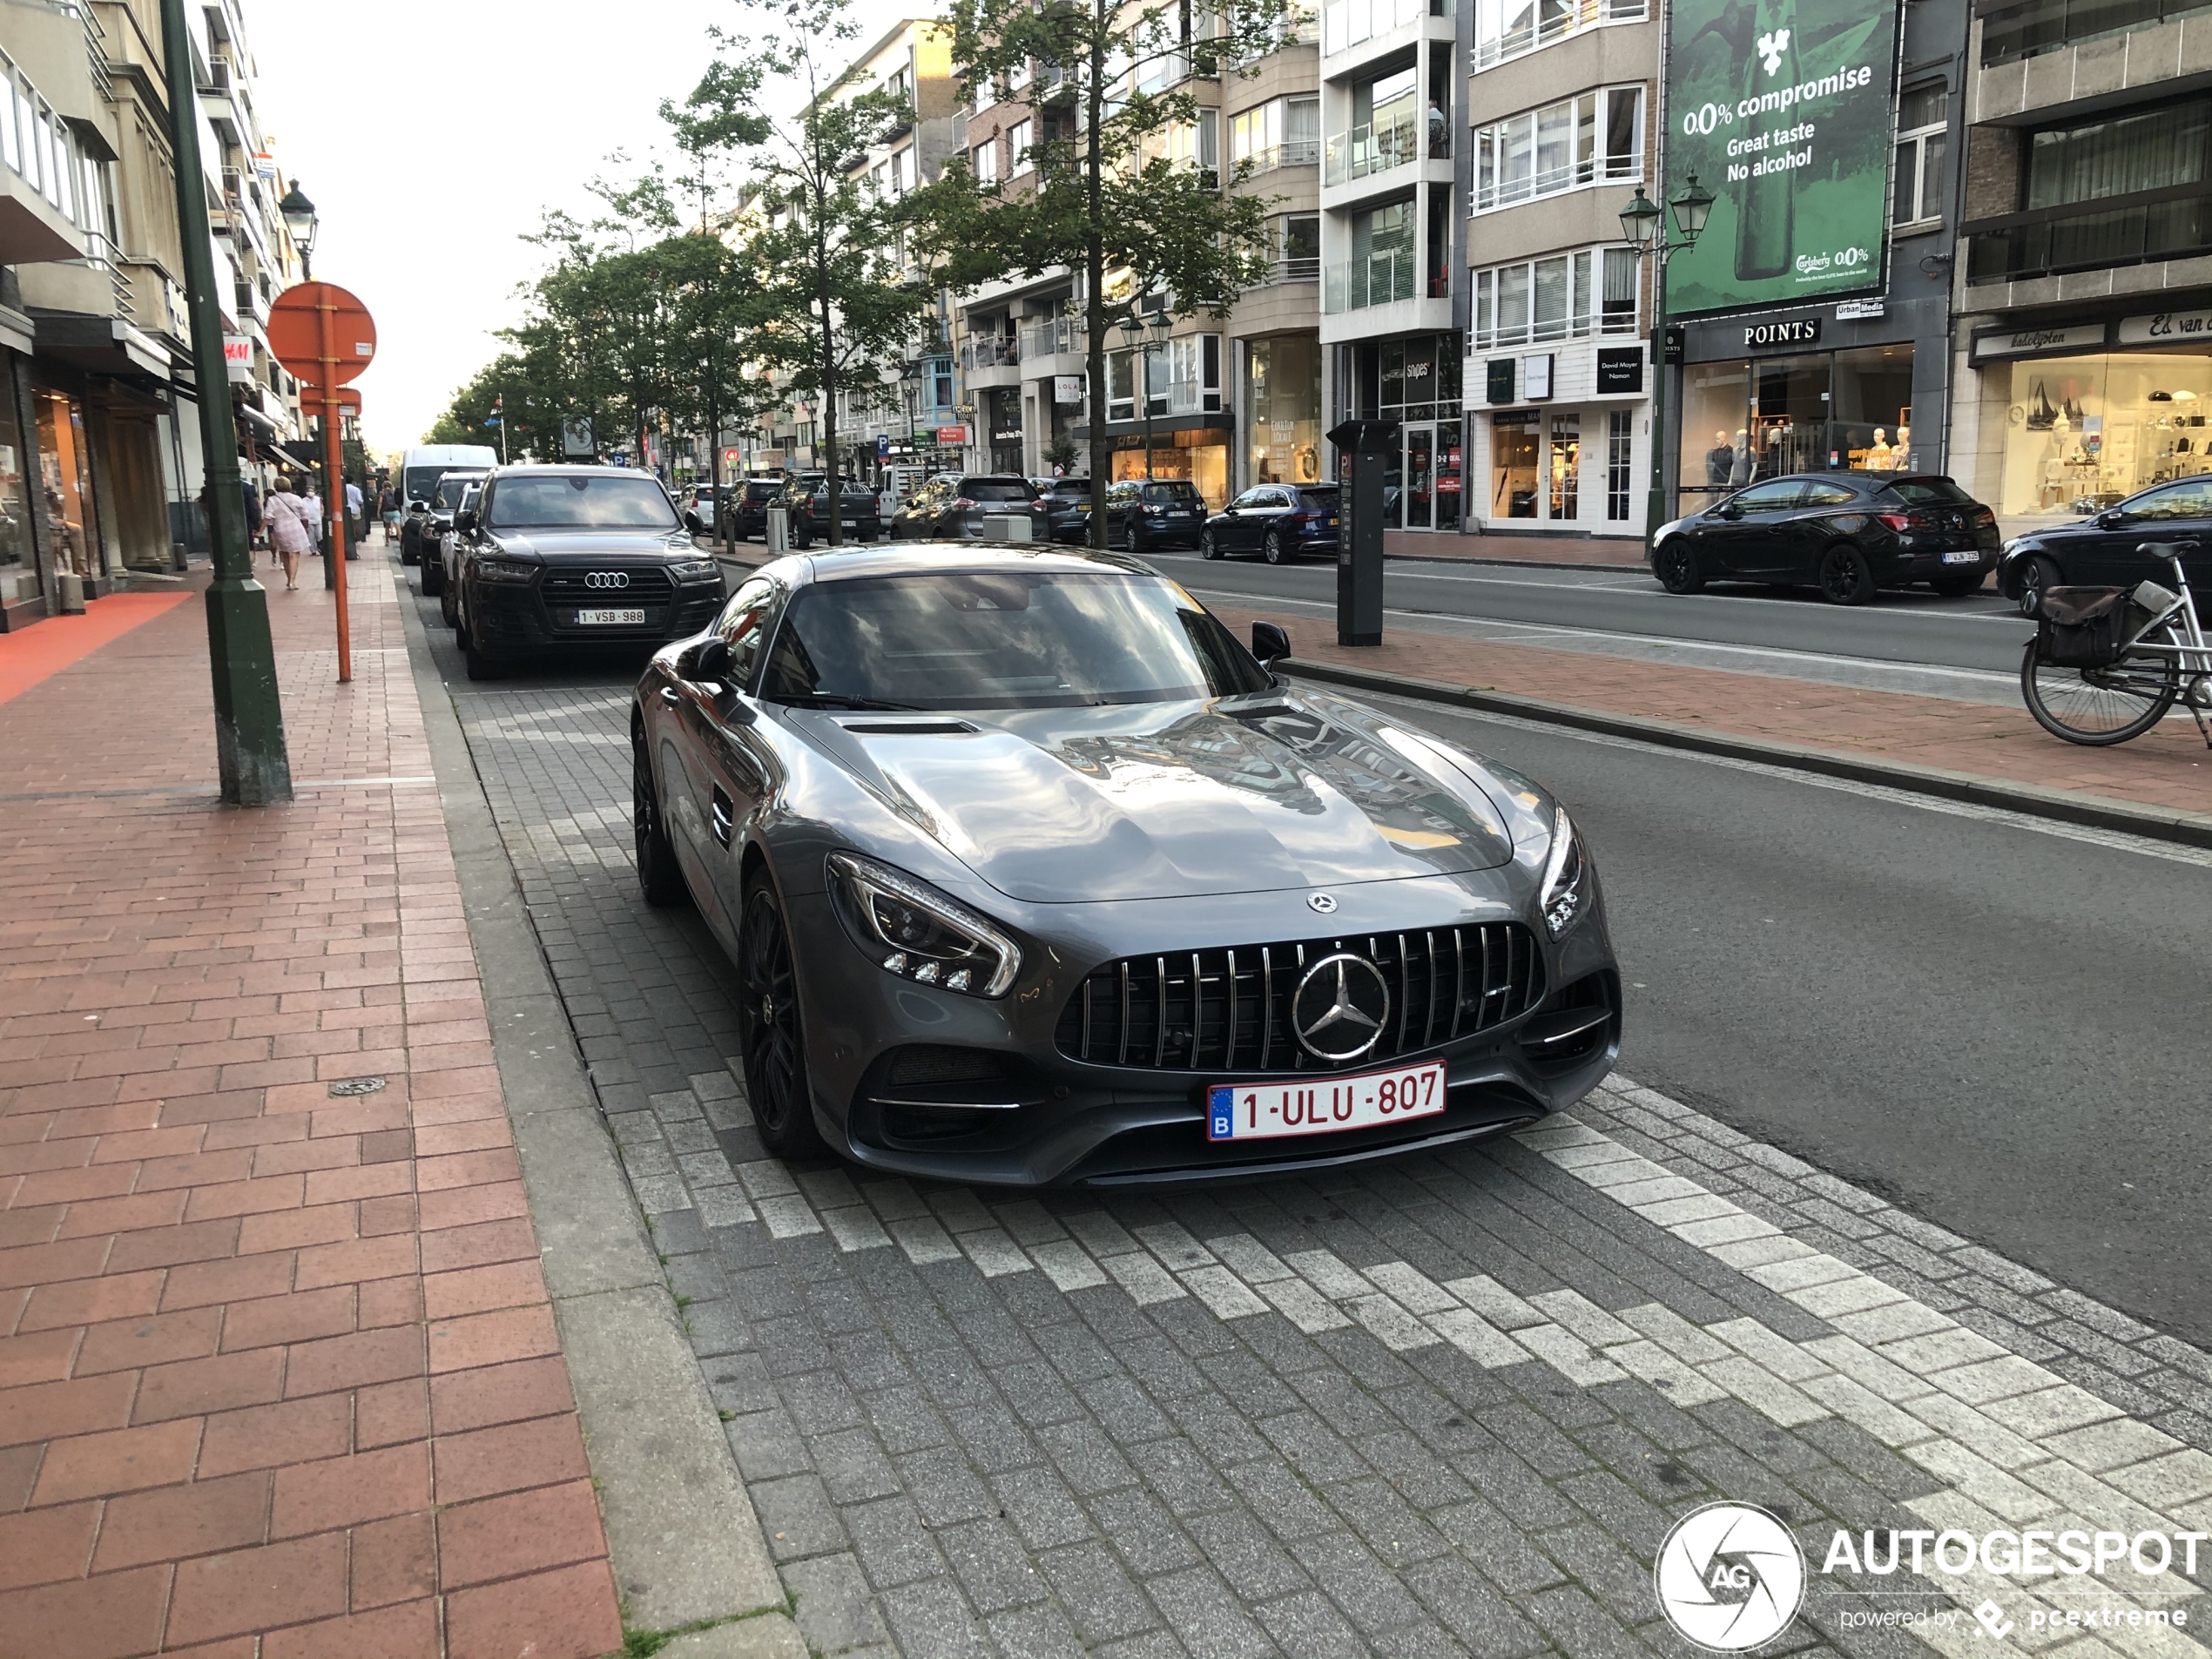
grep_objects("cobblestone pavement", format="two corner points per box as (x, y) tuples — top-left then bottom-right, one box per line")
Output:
(408, 576), (2212, 1659)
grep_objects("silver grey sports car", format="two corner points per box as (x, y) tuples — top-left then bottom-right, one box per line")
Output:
(631, 544), (1619, 1186)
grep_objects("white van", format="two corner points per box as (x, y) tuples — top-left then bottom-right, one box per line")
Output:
(400, 444), (498, 509)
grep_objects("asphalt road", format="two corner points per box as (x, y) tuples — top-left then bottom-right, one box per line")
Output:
(1343, 685), (2212, 1349)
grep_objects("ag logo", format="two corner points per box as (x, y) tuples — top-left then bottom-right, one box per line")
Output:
(1654, 1503), (1804, 1651)
(1757, 28), (1791, 72)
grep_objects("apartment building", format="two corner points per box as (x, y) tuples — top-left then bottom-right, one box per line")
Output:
(0, 0), (303, 631)
(1949, 0), (2212, 531)
(1317, 0), (1463, 536)
(742, 17), (960, 474)
(1458, 0), (1655, 536)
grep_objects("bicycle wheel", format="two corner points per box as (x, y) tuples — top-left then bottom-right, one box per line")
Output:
(2020, 627), (2181, 745)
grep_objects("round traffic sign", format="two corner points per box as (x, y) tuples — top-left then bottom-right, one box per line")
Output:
(266, 282), (376, 385)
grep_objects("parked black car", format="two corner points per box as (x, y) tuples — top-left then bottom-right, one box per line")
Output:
(1651, 472), (2001, 604)
(1202, 483), (1340, 563)
(727, 478), (786, 541)
(417, 471), (485, 599)
(1996, 477), (2212, 617)
(1034, 476), (1094, 543)
(1065, 479), (1210, 552)
(889, 475), (1051, 541)
(450, 466), (725, 681)
(784, 475), (882, 545)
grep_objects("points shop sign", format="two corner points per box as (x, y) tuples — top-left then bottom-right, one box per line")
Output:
(1663, 0), (1900, 316)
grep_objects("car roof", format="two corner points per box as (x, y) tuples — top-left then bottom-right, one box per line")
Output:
(485, 464), (664, 481)
(749, 543), (1163, 587)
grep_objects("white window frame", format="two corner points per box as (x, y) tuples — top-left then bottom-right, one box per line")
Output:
(1892, 82), (1947, 230)
(1470, 245), (1641, 349)
(1473, 0), (1649, 71)
(972, 137), (1000, 185)
(1007, 119), (1034, 173)
(1471, 85), (1643, 214)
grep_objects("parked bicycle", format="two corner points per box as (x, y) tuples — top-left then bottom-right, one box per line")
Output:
(2021, 539), (2212, 747)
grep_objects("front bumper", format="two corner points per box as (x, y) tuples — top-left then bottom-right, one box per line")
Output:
(468, 575), (724, 652)
(784, 871), (1619, 1187)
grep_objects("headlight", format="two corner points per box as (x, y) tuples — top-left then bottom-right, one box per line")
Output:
(668, 559), (718, 579)
(826, 853), (1022, 997)
(475, 557), (537, 583)
(1539, 807), (1588, 938)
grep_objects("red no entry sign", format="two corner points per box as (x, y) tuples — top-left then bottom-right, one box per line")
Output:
(266, 282), (376, 385)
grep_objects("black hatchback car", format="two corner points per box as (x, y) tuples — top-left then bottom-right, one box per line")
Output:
(727, 478), (786, 540)
(1202, 483), (1340, 563)
(1651, 472), (2001, 604)
(450, 466), (725, 680)
(1034, 476), (1094, 542)
(1996, 476), (2212, 617)
(1065, 478), (1210, 553)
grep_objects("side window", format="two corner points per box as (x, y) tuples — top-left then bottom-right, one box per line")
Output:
(2131, 481), (2212, 521)
(1733, 481), (1804, 513)
(1800, 482), (1858, 507)
(1228, 489), (1264, 510)
(716, 577), (779, 685)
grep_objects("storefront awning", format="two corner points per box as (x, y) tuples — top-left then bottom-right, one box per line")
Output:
(30, 309), (175, 381)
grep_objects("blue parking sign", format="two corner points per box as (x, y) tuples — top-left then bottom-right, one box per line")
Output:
(876, 435), (891, 458)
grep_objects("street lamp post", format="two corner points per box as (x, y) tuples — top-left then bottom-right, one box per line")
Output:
(1620, 172), (1715, 543)
(277, 185), (343, 592)
(1118, 309), (1173, 482)
(159, 0), (290, 803)
(279, 181), (317, 279)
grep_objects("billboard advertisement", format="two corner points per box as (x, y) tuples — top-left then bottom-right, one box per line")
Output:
(1663, 0), (1900, 317)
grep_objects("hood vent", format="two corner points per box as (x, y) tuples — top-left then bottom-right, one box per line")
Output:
(840, 719), (978, 736)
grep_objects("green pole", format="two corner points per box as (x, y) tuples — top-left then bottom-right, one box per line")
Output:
(159, 0), (291, 804)
(1645, 256), (1671, 543)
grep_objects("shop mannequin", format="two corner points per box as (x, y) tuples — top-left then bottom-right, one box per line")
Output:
(1892, 425), (1912, 469)
(1729, 429), (1752, 486)
(1865, 428), (1893, 470)
(1706, 431), (1734, 485)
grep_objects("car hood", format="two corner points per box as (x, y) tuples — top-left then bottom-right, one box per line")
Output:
(487, 529), (694, 559)
(798, 691), (1517, 902)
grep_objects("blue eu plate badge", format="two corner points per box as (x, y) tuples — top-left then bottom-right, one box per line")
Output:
(1208, 1086), (1236, 1140)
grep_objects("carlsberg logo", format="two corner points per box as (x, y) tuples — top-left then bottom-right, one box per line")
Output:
(1757, 29), (1791, 72)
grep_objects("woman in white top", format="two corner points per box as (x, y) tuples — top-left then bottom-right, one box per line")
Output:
(264, 475), (314, 590)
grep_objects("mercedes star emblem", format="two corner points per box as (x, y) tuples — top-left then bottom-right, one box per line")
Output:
(1307, 892), (1338, 914)
(1291, 952), (1391, 1062)
(583, 570), (631, 590)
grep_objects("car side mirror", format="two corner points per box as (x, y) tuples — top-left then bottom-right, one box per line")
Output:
(2096, 509), (2128, 528)
(1716, 502), (1742, 520)
(408, 499), (428, 512)
(1251, 620), (1291, 665)
(679, 637), (732, 684)
(684, 509), (705, 534)
(455, 508), (478, 533)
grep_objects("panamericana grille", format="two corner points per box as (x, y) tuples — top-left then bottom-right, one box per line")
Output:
(542, 567), (677, 605)
(1054, 925), (1543, 1074)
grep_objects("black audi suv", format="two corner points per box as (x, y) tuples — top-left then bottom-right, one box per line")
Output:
(450, 465), (725, 680)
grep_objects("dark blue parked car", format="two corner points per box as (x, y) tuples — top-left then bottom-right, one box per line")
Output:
(1201, 482), (1340, 563)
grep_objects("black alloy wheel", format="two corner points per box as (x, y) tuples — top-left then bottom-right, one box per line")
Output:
(1817, 543), (1876, 606)
(738, 872), (826, 1158)
(632, 732), (688, 907)
(1655, 538), (1704, 594)
(462, 618), (502, 681)
(2017, 555), (2059, 618)
(1200, 529), (1222, 560)
(1263, 528), (1291, 565)
(421, 553), (443, 597)
(440, 576), (457, 631)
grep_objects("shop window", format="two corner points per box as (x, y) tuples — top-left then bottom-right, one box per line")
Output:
(1997, 354), (2212, 518)
(1491, 410), (1540, 517)
(1892, 83), (1948, 229)
(1472, 246), (1638, 348)
(1549, 413), (1581, 519)
(1472, 86), (1642, 213)
(2026, 98), (2209, 211)
(0, 368), (34, 604)
(1607, 408), (1632, 521)
(1246, 335), (1322, 485)
(34, 388), (98, 585)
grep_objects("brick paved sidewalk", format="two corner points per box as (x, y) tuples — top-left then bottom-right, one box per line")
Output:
(1208, 605), (2212, 819)
(0, 570), (624, 1658)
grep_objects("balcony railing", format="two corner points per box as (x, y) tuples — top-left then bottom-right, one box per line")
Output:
(1324, 248), (1417, 312)
(1264, 253), (1322, 284)
(1019, 318), (1087, 359)
(1474, 154), (1639, 212)
(1323, 0), (1450, 54)
(1472, 306), (1640, 351)
(1236, 139), (1323, 175)
(1324, 111), (1447, 185)
(1473, 0), (1648, 71)
(959, 335), (1021, 369)
(1964, 185), (2212, 283)
(1980, 0), (2212, 64)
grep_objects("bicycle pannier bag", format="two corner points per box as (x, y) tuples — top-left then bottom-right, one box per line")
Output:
(2037, 586), (2132, 669)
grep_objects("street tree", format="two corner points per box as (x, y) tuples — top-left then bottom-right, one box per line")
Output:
(671, 0), (933, 544)
(902, 0), (1293, 545)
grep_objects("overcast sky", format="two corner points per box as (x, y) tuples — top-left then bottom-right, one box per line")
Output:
(249, 0), (910, 455)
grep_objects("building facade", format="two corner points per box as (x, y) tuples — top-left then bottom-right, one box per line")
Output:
(1947, 0), (2212, 536)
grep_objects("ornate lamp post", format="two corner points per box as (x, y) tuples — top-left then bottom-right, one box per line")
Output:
(1621, 172), (1715, 542)
(278, 182), (317, 279)
(1117, 308), (1173, 481)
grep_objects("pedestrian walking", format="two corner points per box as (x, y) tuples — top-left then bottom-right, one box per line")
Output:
(264, 475), (314, 590)
(343, 476), (364, 561)
(300, 482), (325, 554)
(241, 475), (263, 559)
(380, 483), (401, 543)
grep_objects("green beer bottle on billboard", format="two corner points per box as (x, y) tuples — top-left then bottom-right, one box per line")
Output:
(1664, 0), (1899, 314)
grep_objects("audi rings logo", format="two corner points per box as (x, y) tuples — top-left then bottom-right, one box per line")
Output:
(1290, 953), (1391, 1062)
(1655, 1504), (1806, 1652)
(583, 570), (631, 590)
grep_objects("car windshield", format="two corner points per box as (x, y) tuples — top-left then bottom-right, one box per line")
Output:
(961, 479), (1034, 502)
(487, 475), (678, 529)
(403, 469), (447, 504)
(1879, 478), (1974, 506)
(745, 482), (780, 501)
(431, 476), (481, 510)
(759, 570), (1271, 710)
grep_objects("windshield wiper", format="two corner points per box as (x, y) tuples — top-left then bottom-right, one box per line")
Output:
(772, 694), (924, 711)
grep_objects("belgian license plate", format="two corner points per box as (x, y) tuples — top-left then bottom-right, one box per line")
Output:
(1207, 1059), (1446, 1142)
(1941, 550), (1979, 565)
(1327, 517), (1339, 527)
(576, 607), (646, 624)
